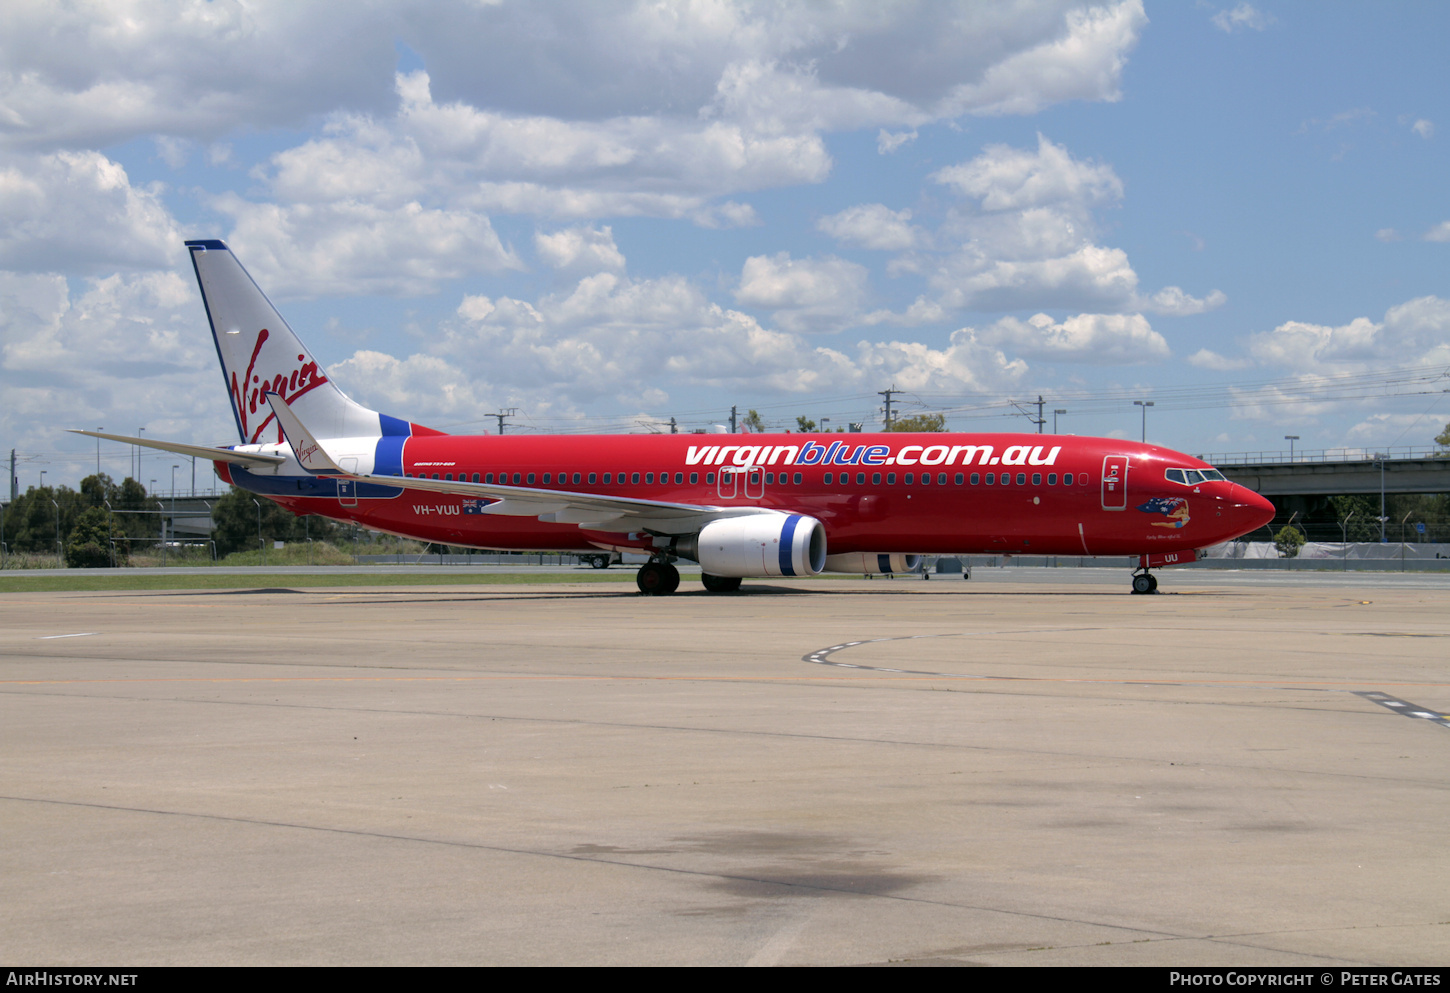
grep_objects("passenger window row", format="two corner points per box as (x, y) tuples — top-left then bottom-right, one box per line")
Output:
(400, 469), (1089, 488)
(821, 471), (1085, 487)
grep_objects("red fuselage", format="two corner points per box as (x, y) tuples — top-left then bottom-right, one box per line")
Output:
(219, 431), (1274, 558)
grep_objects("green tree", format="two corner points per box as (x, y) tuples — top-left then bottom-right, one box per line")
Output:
(795, 415), (816, 433)
(1329, 495), (1381, 542)
(885, 413), (947, 432)
(3, 485), (87, 553)
(1274, 525), (1306, 559)
(64, 507), (126, 568)
(1437, 421), (1450, 449)
(210, 487), (341, 557)
(742, 409), (766, 433)
(108, 476), (160, 548)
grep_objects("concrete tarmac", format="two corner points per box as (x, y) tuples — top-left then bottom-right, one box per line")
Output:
(4, 573), (1450, 966)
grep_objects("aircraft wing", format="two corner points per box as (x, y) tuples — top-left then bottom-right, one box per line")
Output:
(264, 393), (767, 534)
(66, 429), (287, 466)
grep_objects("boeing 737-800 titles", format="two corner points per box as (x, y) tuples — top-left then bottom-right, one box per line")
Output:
(72, 240), (1275, 594)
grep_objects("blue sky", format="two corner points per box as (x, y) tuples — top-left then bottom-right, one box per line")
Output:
(2, 1), (1448, 491)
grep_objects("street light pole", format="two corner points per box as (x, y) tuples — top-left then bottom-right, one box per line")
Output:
(1284, 434), (1299, 461)
(1133, 400), (1154, 443)
(253, 498), (264, 566)
(170, 465), (178, 553)
(1053, 408), (1067, 434)
(1377, 454), (1386, 543)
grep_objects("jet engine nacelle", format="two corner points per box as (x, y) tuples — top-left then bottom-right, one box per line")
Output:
(823, 552), (923, 575)
(674, 513), (827, 578)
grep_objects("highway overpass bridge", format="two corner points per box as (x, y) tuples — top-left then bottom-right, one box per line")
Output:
(1205, 447), (1450, 497)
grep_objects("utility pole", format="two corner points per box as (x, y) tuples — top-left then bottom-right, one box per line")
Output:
(1034, 395), (1045, 433)
(669, 417), (677, 435)
(730, 406), (738, 434)
(878, 385), (900, 430)
(9, 449), (16, 502)
(489, 408), (518, 435)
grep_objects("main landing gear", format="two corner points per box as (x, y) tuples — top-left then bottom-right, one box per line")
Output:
(636, 560), (680, 595)
(635, 561), (744, 594)
(1130, 570), (1159, 595)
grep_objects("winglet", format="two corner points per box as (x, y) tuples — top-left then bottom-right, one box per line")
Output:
(264, 392), (344, 473)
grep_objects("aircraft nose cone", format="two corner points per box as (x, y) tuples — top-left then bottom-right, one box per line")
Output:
(1230, 484), (1276, 534)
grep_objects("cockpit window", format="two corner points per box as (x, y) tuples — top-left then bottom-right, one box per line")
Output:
(1167, 466), (1228, 485)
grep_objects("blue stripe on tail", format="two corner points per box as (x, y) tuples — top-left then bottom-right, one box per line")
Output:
(373, 414), (412, 476)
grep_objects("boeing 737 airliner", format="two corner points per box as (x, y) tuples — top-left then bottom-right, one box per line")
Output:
(73, 240), (1275, 594)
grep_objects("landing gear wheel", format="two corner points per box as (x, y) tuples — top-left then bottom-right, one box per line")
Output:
(701, 573), (742, 593)
(1131, 573), (1156, 595)
(636, 561), (680, 595)
(1147, 573), (1158, 593)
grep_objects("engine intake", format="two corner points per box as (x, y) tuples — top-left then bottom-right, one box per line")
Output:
(673, 514), (827, 578)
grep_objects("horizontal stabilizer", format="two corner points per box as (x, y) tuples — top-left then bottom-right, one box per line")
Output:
(67, 429), (286, 466)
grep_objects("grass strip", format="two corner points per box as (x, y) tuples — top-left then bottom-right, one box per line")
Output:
(0, 571), (640, 593)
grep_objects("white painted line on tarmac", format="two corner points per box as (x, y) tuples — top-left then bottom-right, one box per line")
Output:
(37, 632), (97, 640)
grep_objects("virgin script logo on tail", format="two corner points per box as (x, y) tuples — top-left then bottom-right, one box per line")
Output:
(229, 328), (329, 443)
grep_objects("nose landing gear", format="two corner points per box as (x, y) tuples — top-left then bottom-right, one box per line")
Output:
(1130, 570), (1159, 595)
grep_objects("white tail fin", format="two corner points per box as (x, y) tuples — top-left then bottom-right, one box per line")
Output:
(186, 239), (382, 445)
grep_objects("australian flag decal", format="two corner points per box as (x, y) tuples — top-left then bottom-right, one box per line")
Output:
(1137, 496), (1190, 528)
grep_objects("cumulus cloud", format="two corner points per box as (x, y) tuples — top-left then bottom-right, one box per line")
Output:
(212, 193), (522, 298)
(328, 350), (487, 427)
(1424, 221), (1450, 243)
(1412, 118), (1434, 139)
(406, 1), (1145, 125)
(932, 1), (1146, 117)
(933, 134), (1122, 213)
(534, 226), (626, 273)
(0, 1), (399, 151)
(978, 312), (1168, 364)
(0, 151), (181, 273)
(1187, 348), (1251, 372)
(0, 269), (232, 451)
(877, 130), (917, 154)
(817, 204), (919, 251)
(1141, 286), (1227, 316)
(918, 135), (1161, 313)
(734, 252), (871, 333)
(1241, 296), (1450, 370)
(251, 70), (829, 226)
(1211, 4), (1272, 33)
(433, 270), (1028, 409)
(930, 243), (1140, 313)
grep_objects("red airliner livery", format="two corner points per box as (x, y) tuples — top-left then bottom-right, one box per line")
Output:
(75, 240), (1275, 594)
